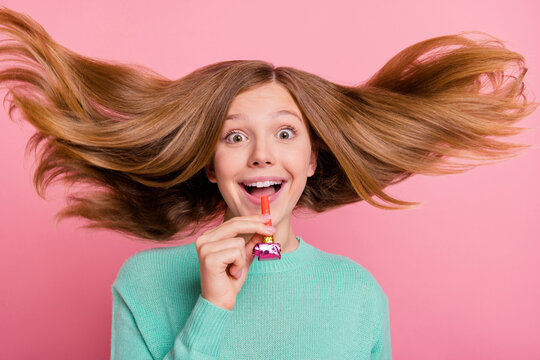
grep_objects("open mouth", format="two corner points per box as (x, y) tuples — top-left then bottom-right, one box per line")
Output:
(243, 183), (282, 195)
(238, 181), (287, 203)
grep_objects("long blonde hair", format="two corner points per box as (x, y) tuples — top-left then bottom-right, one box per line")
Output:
(0, 6), (536, 242)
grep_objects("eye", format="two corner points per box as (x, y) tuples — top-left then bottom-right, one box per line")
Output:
(223, 131), (247, 144)
(223, 126), (297, 144)
(277, 127), (297, 140)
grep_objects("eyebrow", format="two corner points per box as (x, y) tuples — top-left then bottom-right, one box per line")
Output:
(225, 109), (302, 122)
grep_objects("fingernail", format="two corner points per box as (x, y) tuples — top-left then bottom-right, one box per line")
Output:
(261, 214), (271, 220)
(266, 226), (276, 233)
(235, 269), (243, 278)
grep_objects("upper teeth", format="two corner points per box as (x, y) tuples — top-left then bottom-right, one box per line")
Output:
(244, 180), (283, 188)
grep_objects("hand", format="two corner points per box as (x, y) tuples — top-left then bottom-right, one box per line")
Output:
(195, 214), (275, 311)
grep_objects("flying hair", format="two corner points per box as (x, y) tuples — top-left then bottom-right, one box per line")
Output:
(0, 6), (536, 242)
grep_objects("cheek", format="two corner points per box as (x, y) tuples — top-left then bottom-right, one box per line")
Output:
(212, 151), (240, 180)
(285, 144), (313, 170)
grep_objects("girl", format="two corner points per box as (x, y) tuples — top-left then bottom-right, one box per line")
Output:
(0, 6), (536, 360)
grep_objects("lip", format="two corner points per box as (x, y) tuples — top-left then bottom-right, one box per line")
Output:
(238, 180), (287, 205)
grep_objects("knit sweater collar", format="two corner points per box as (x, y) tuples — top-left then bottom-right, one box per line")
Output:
(248, 236), (315, 274)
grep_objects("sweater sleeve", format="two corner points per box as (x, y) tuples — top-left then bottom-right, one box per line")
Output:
(370, 293), (392, 360)
(111, 286), (232, 360)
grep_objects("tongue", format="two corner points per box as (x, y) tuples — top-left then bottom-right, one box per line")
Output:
(250, 186), (276, 197)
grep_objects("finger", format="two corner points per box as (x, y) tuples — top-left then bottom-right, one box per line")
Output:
(221, 234), (263, 278)
(224, 249), (246, 278)
(228, 247), (247, 279)
(244, 233), (263, 267)
(207, 246), (244, 276)
(223, 246), (246, 279)
(220, 218), (275, 240)
(222, 234), (262, 278)
(202, 215), (273, 239)
(199, 237), (245, 257)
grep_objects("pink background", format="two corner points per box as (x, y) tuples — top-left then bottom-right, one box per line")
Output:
(1, 1), (539, 359)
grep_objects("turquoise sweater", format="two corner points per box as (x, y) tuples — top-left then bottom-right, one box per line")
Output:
(111, 236), (391, 359)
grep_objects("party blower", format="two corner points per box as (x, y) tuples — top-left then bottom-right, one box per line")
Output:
(252, 195), (282, 260)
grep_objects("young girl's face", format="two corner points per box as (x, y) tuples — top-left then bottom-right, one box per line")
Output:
(206, 82), (318, 225)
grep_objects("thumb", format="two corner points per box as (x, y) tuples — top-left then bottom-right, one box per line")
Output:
(245, 232), (263, 267)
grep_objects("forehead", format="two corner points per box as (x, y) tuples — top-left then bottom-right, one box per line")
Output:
(225, 109), (302, 123)
(225, 83), (303, 123)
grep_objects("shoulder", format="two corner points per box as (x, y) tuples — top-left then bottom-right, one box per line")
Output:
(112, 241), (198, 291)
(311, 249), (388, 302)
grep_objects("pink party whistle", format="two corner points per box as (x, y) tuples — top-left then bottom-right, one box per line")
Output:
(252, 195), (281, 260)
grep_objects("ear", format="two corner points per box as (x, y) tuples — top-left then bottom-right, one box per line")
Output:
(205, 156), (217, 183)
(307, 145), (318, 178)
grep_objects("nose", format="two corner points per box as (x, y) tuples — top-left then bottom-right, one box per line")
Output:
(248, 137), (275, 167)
